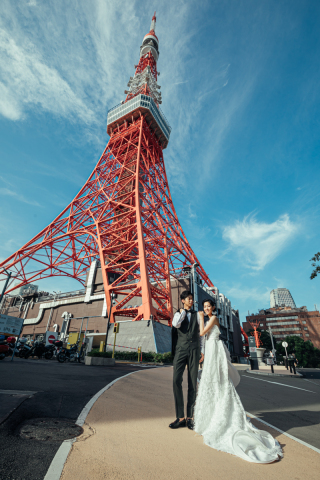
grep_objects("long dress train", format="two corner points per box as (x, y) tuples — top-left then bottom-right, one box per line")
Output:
(194, 325), (283, 463)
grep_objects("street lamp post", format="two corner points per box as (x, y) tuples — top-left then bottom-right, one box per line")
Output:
(268, 326), (276, 359)
(105, 292), (115, 352)
(0, 268), (12, 306)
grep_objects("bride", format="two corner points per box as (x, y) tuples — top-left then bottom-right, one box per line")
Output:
(194, 298), (283, 463)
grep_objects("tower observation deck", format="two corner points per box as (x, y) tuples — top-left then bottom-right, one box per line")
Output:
(0, 13), (214, 325)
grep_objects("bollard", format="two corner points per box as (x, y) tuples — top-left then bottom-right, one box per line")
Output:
(271, 364), (274, 373)
(289, 360), (293, 373)
(100, 341), (105, 352)
(292, 362), (296, 375)
(284, 357), (288, 370)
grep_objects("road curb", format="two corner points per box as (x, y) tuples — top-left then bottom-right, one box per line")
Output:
(246, 412), (320, 455)
(245, 368), (303, 378)
(43, 370), (142, 480)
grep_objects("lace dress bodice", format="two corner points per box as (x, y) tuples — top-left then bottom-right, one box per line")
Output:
(194, 325), (283, 463)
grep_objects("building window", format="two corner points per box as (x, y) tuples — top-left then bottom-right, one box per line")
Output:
(302, 321), (306, 324)
(260, 323), (264, 327)
(271, 327), (301, 332)
(266, 321), (299, 327)
(305, 333), (310, 337)
(304, 327), (308, 330)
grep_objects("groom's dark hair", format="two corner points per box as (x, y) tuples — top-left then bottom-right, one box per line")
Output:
(180, 290), (193, 301)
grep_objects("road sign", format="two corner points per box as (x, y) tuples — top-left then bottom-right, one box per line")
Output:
(45, 331), (58, 346)
(249, 347), (256, 353)
(267, 358), (274, 365)
(0, 314), (24, 336)
(282, 341), (288, 348)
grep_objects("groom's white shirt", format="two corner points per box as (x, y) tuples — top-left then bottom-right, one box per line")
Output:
(172, 310), (205, 353)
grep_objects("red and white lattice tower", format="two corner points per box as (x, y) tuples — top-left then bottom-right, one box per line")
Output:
(0, 14), (214, 324)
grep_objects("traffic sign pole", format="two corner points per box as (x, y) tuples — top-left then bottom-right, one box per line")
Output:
(282, 341), (288, 369)
(112, 323), (119, 359)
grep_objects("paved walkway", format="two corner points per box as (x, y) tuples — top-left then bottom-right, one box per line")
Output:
(61, 367), (319, 480)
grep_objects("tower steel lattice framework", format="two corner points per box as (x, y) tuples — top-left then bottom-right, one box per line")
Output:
(0, 14), (214, 324)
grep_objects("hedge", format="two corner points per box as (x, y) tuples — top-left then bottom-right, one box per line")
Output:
(87, 349), (173, 364)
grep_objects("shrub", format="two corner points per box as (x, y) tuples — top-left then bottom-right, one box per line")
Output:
(87, 349), (173, 363)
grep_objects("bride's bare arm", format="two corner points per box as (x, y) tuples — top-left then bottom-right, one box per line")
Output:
(199, 312), (219, 336)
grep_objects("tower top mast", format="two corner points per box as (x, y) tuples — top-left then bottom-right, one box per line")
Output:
(150, 11), (156, 34)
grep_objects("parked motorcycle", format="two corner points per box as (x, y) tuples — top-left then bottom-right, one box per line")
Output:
(25, 340), (46, 359)
(56, 341), (80, 363)
(43, 343), (56, 360)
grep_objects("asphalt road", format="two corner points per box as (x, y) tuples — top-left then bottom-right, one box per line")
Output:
(0, 358), (156, 480)
(237, 368), (320, 450)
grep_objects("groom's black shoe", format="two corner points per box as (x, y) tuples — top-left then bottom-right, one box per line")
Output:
(187, 418), (194, 430)
(169, 418), (186, 429)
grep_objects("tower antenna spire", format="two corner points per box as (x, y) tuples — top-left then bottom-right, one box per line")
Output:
(150, 11), (156, 32)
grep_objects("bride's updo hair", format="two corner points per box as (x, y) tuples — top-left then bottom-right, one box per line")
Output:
(202, 298), (217, 314)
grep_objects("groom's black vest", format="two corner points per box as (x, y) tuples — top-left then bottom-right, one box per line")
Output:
(171, 311), (200, 356)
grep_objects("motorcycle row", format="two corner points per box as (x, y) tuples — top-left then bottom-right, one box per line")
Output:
(0, 336), (85, 363)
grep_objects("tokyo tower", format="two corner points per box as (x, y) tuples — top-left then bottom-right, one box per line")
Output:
(0, 13), (214, 324)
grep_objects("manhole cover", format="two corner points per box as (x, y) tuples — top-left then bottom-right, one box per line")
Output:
(18, 418), (83, 442)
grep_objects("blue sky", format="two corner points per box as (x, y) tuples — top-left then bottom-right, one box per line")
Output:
(1, 0), (320, 324)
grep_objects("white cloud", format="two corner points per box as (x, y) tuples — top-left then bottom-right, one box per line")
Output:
(222, 213), (298, 270)
(225, 284), (270, 304)
(0, 27), (94, 123)
(0, 187), (41, 206)
(188, 204), (197, 219)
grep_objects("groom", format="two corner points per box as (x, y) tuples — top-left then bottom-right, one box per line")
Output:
(169, 290), (204, 430)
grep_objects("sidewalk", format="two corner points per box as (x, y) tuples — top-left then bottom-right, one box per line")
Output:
(245, 364), (303, 378)
(60, 367), (319, 480)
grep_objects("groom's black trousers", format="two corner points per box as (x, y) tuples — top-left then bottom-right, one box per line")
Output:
(173, 346), (200, 419)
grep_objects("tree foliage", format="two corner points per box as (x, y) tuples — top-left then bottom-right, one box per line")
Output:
(276, 335), (320, 368)
(248, 328), (320, 367)
(310, 252), (320, 279)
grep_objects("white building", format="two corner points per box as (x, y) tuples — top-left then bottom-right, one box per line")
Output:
(270, 288), (296, 309)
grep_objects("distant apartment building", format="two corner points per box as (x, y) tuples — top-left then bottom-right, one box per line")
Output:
(270, 288), (296, 309)
(243, 305), (320, 349)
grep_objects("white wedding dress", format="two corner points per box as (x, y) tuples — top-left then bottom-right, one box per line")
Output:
(194, 325), (283, 463)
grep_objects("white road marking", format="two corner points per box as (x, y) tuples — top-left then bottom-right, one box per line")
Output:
(304, 378), (320, 387)
(0, 389), (37, 395)
(242, 375), (316, 393)
(246, 412), (320, 455)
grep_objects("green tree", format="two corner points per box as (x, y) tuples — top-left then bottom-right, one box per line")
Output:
(310, 252), (320, 279)
(276, 335), (320, 367)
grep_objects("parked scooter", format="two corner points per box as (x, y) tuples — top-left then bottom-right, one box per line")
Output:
(0, 336), (16, 360)
(16, 337), (33, 358)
